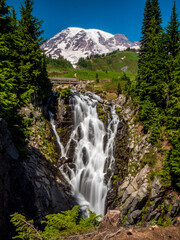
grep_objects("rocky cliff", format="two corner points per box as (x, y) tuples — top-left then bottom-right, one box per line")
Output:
(0, 109), (75, 239)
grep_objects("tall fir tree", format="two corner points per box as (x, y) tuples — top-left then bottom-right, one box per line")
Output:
(165, 1), (180, 58)
(164, 1), (180, 111)
(18, 0), (51, 104)
(137, 0), (164, 102)
(0, 0), (10, 33)
(138, 0), (152, 87)
(139, 0), (152, 56)
(151, 0), (162, 32)
(0, 0), (19, 120)
(136, 0), (167, 134)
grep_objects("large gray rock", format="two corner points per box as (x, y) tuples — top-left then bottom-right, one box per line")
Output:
(147, 209), (160, 221)
(129, 183), (148, 213)
(24, 146), (75, 217)
(127, 209), (142, 225)
(171, 199), (180, 216)
(121, 191), (138, 217)
(0, 119), (75, 240)
(121, 165), (149, 204)
(150, 176), (162, 199)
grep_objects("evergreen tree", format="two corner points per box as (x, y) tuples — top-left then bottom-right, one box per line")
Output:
(18, 0), (51, 104)
(137, 0), (152, 87)
(165, 1), (180, 58)
(140, 0), (152, 50)
(0, 0), (10, 33)
(166, 52), (180, 130)
(96, 72), (99, 83)
(117, 82), (122, 95)
(151, 0), (162, 32)
(136, 0), (166, 136)
(164, 1), (180, 112)
(137, 18), (165, 107)
(0, 0), (19, 120)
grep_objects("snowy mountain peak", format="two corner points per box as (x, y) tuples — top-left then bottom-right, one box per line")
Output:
(42, 27), (140, 64)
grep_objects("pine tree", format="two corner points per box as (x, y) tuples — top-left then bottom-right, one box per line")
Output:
(137, 19), (165, 106)
(136, 0), (166, 134)
(165, 1), (180, 58)
(18, 0), (51, 104)
(117, 82), (122, 95)
(0, 0), (10, 33)
(0, 0), (19, 120)
(164, 1), (180, 112)
(96, 72), (99, 83)
(166, 52), (180, 130)
(151, 0), (162, 32)
(140, 0), (152, 50)
(137, 0), (152, 86)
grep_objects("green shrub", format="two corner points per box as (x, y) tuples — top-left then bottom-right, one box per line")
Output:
(60, 87), (72, 98)
(11, 206), (101, 240)
(162, 131), (180, 189)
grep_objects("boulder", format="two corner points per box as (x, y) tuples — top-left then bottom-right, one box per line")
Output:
(129, 183), (148, 213)
(127, 210), (142, 225)
(98, 210), (120, 232)
(150, 176), (162, 199)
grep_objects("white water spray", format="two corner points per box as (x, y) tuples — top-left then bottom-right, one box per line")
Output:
(49, 91), (119, 216)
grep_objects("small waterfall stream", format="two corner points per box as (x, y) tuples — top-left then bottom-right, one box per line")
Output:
(49, 91), (119, 216)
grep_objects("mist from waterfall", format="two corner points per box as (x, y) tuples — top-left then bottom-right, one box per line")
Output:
(49, 91), (119, 216)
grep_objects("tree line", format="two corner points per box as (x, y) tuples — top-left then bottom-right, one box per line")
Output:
(0, 0), (51, 124)
(128, 0), (180, 189)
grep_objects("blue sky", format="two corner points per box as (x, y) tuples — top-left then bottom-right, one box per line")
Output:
(7, 0), (180, 42)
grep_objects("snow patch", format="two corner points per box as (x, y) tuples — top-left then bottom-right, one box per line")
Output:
(41, 27), (140, 64)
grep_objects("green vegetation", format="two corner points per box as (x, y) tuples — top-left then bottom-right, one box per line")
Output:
(157, 202), (173, 227)
(60, 87), (72, 98)
(46, 55), (73, 70)
(48, 68), (125, 80)
(47, 50), (138, 82)
(126, 0), (180, 189)
(11, 206), (100, 240)
(0, 0), (52, 155)
(77, 51), (138, 75)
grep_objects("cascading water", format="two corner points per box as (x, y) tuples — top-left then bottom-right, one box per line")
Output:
(49, 91), (119, 216)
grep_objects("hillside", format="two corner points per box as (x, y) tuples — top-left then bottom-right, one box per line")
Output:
(77, 50), (138, 74)
(47, 50), (138, 82)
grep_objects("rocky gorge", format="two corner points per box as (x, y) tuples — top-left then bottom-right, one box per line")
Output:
(0, 80), (180, 239)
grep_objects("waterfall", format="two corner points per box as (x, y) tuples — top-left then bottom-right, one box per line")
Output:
(50, 91), (119, 216)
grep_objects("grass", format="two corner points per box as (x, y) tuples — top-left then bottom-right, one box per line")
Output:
(77, 51), (139, 75)
(48, 68), (136, 81)
(47, 50), (138, 81)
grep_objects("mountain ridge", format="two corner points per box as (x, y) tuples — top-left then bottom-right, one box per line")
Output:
(42, 27), (140, 65)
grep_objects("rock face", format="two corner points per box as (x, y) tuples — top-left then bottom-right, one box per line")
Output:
(41, 27), (140, 64)
(109, 95), (180, 227)
(24, 147), (75, 218)
(0, 118), (75, 239)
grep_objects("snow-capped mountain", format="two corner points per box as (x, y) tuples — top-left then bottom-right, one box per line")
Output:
(42, 27), (140, 64)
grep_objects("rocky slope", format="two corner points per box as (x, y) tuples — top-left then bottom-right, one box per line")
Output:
(41, 27), (140, 64)
(0, 105), (75, 239)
